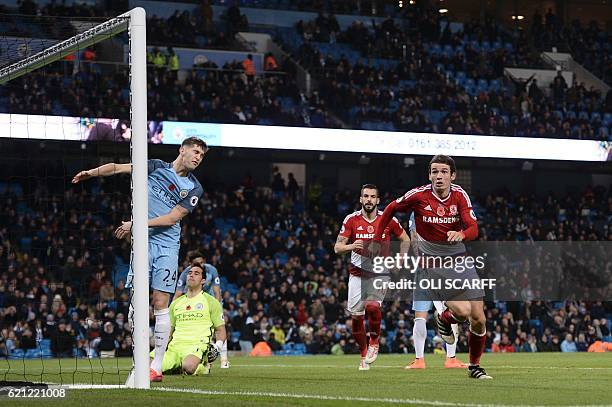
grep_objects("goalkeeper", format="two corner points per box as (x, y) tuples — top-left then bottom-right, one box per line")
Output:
(155, 262), (226, 376)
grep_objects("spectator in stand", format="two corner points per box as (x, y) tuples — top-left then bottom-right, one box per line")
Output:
(561, 334), (578, 352)
(51, 320), (75, 358)
(264, 52), (279, 72)
(266, 332), (282, 352)
(166, 47), (180, 82)
(576, 333), (589, 352)
(97, 321), (118, 358)
(242, 54), (256, 80)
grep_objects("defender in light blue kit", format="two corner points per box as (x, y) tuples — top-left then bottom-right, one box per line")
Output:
(72, 136), (208, 382)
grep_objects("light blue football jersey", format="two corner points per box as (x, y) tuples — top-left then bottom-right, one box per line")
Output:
(409, 212), (416, 232)
(176, 264), (221, 297)
(147, 159), (203, 248)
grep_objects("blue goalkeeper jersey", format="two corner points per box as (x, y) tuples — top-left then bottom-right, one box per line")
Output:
(147, 159), (203, 249)
(176, 264), (221, 297)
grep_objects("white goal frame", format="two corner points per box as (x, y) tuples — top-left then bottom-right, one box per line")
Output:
(0, 8), (150, 389)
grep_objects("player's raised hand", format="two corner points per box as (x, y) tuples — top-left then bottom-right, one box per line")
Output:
(351, 239), (364, 251)
(72, 170), (94, 184)
(447, 230), (465, 242)
(114, 221), (132, 240)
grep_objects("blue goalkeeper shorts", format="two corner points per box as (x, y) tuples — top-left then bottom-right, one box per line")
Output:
(126, 242), (179, 294)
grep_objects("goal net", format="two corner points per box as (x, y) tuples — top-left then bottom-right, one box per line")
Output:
(0, 8), (150, 389)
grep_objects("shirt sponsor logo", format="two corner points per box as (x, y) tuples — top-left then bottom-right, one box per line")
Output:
(152, 185), (179, 206)
(422, 216), (459, 223)
(356, 233), (375, 239)
(175, 312), (206, 322)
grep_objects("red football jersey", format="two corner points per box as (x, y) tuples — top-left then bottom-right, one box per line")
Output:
(375, 184), (478, 255)
(339, 210), (405, 276)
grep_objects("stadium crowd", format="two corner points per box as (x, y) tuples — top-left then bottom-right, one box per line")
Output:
(1, 59), (327, 128)
(2, 2), (611, 140)
(1, 170), (610, 358)
(288, 10), (611, 139)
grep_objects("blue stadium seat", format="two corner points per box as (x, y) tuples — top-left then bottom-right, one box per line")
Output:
(25, 349), (42, 359)
(9, 349), (25, 359)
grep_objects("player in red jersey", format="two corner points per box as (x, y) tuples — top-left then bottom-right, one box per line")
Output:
(334, 184), (410, 371)
(372, 155), (492, 379)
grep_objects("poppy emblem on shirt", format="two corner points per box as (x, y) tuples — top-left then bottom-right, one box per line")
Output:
(437, 206), (446, 216)
(367, 225), (375, 233)
(186, 305), (191, 311)
(168, 183), (176, 191)
(450, 205), (458, 215)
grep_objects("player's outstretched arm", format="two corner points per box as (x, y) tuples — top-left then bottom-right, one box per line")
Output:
(72, 163), (131, 183)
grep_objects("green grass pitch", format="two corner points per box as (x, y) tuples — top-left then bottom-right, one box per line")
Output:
(2, 353), (611, 406)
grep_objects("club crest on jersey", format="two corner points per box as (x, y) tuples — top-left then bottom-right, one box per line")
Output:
(437, 206), (446, 216)
(179, 189), (188, 199)
(196, 303), (203, 310)
(367, 225), (375, 233)
(450, 205), (458, 215)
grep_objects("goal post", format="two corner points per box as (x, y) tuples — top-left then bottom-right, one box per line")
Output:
(0, 7), (150, 389)
(128, 7), (150, 391)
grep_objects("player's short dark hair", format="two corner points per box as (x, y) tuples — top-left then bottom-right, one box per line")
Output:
(361, 183), (379, 195)
(428, 155), (456, 174)
(189, 251), (205, 263)
(190, 262), (205, 273)
(181, 137), (208, 152)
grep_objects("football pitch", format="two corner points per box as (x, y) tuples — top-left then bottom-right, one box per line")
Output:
(2, 353), (611, 406)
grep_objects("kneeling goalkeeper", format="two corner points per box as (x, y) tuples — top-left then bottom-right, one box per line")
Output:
(152, 262), (226, 379)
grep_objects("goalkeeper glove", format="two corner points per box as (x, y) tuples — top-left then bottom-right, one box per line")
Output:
(207, 341), (223, 363)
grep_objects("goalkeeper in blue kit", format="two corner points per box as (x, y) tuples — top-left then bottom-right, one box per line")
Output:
(157, 262), (226, 376)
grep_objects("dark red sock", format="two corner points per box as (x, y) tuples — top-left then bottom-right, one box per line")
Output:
(352, 315), (368, 357)
(365, 302), (382, 344)
(468, 330), (487, 365)
(440, 309), (464, 325)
